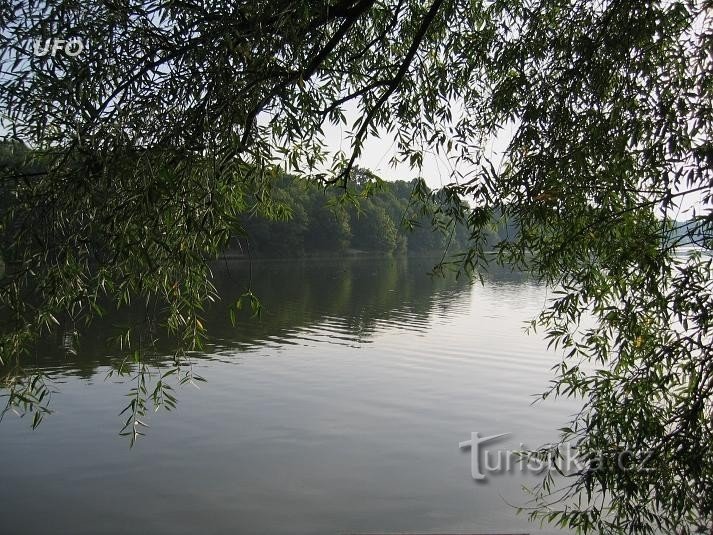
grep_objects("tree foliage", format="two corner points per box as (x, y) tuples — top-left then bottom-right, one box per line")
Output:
(1, 0), (712, 532)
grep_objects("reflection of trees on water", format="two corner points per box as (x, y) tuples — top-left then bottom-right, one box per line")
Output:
(0, 256), (533, 440)
(212, 256), (533, 349)
(209, 256), (467, 349)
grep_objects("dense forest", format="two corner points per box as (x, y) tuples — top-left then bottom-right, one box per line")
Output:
(235, 171), (479, 256)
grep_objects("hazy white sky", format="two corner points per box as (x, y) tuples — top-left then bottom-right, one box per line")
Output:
(314, 99), (514, 192)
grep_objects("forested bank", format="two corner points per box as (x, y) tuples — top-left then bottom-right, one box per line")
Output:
(235, 172), (476, 256)
(1, 141), (512, 258)
(2, 140), (705, 261)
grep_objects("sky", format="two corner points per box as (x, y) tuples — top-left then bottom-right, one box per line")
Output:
(314, 100), (515, 193)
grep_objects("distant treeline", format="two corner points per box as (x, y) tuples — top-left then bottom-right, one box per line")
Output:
(234, 172), (513, 256)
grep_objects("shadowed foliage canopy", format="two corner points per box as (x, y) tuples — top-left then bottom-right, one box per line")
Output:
(1, 1), (712, 532)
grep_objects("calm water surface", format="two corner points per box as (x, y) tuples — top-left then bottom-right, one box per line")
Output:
(1, 256), (578, 534)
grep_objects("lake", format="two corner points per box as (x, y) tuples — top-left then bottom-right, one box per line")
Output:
(0, 256), (578, 534)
